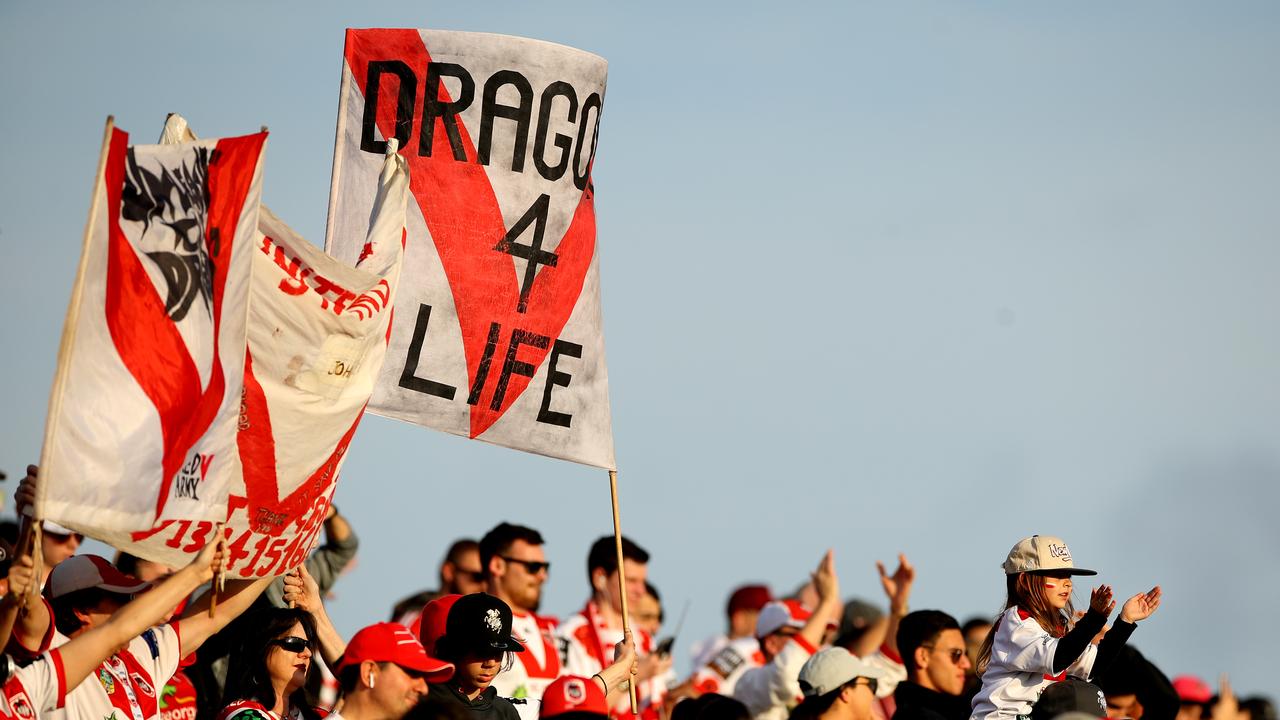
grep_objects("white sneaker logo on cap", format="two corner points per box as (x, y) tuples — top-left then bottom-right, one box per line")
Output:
(485, 609), (502, 634)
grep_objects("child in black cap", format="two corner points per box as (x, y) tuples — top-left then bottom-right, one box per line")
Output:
(427, 593), (637, 720)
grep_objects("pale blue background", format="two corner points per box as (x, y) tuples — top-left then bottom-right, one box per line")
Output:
(2, 1), (1278, 697)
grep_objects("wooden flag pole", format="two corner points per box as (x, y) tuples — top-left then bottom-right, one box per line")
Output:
(608, 469), (639, 714)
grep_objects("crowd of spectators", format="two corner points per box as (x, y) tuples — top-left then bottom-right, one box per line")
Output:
(0, 465), (1271, 720)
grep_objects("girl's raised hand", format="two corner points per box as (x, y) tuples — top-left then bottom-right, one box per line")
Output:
(1089, 585), (1115, 615)
(1120, 586), (1161, 623)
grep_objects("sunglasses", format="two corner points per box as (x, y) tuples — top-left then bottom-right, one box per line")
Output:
(500, 556), (551, 574)
(271, 636), (312, 653)
(47, 532), (85, 544)
(849, 677), (878, 694)
(924, 646), (966, 664)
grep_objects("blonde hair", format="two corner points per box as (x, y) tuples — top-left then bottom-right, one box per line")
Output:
(976, 573), (1076, 674)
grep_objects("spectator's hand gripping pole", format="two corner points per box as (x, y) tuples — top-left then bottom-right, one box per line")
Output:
(609, 470), (638, 715)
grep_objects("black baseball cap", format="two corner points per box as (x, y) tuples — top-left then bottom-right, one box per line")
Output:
(1031, 679), (1106, 720)
(444, 593), (526, 653)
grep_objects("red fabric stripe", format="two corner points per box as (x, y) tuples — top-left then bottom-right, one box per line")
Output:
(345, 29), (597, 438)
(52, 648), (67, 707)
(104, 130), (265, 518)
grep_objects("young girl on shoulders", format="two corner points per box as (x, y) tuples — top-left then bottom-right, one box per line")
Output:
(970, 535), (1161, 720)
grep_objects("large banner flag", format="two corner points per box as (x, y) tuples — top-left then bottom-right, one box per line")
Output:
(38, 121), (267, 544)
(327, 29), (616, 470)
(106, 115), (410, 576)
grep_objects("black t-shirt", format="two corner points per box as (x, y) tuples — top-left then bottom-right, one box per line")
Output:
(425, 684), (522, 720)
(892, 681), (972, 720)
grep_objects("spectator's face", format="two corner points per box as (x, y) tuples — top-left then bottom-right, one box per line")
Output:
(963, 623), (990, 676)
(371, 662), (429, 718)
(73, 593), (127, 632)
(633, 592), (661, 637)
(132, 559), (175, 583)
(267, 622), (313, 695)
(493, 540), (548, 612)
(1040, 573), (1073, 611)
(1106, 693), (1143, 720)
(42, 531), (81, 568)
(1177, 703), (1204, 720)
(600, 560), (647, 615)
(456, 649), (505, 693)
(729, 608), (760, 638)
(841, 679), (877, 720)
(918, 629), (970, 696)
(446, 548), (486, 595)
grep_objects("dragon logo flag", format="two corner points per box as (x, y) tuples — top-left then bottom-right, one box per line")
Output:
(37, 120), (266, 538)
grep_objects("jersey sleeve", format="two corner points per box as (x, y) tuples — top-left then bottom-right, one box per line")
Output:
(6, 648), (68, 713)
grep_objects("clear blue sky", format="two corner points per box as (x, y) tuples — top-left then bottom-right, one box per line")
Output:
(3, 0), (1278, 697)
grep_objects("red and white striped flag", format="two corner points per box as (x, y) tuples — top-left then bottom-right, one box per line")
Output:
(37, 120), (267, 540)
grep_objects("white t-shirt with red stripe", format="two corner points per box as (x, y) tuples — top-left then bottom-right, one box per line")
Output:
(491, 610), (563, 719)
(688, 636), (764, 697)
(970, 606), (1096, 720)
(559, 602), (664, 720)
(47, 623), (183, 720)
(733, 635), (817, 720)
(2, 649), (68, 720)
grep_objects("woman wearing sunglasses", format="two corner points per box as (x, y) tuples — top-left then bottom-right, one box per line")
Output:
(219, 607), (324, 720)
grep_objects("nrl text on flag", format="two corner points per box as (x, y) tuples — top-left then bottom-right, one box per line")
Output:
(327, 29), (615, 469)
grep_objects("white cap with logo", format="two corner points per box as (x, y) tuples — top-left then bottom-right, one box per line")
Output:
(1002, 535), (1096, 576)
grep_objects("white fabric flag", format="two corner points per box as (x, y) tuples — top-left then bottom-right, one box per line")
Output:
(104, 115), (410, 576)
(38, 120), (266, 538)
(326, 29), (616, 470)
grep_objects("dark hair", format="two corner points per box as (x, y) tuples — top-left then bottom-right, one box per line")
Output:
(587, 535), (649, 584)
(1240, 697), (1278, 720)
(224, 607), (323, 720)
(897, 610), (960, 675)
(644, 582), (664, 624)
(478, 524), (544, 580)
(390, 589), (439, 622)
(50, 588), (128, 636)
(673, 694), (751, 720)
(439, 539), (479, 584)
(432, 634), (516, 674)
(789, 688), (842, 720)
(961, 617), (991, 636)
(115, 552), (144, 577)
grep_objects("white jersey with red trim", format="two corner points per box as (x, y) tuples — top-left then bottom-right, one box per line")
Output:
(559, 602), (664, 720)
(733, 636), (817, 720)
(2, 649), (68, 720)
(491, 611), (563, 706)
(970, 606), (1096, 720)
(688, 636), (764, 697)
(46, 623), (183, 720)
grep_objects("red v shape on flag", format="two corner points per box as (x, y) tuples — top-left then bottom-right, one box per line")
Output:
(103, 128), (266, 518)
(345, 29), (597, 439)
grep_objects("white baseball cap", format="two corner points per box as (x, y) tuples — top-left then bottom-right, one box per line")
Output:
(798, 647), (887, 697)
(756, 600), (810, 637)
(1003, 535), (1096, 576)
(46, 555), (151, 599)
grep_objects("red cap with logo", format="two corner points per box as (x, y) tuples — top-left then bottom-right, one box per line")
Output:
(338, 622), (454, 682)
(540, 675), (609, 719)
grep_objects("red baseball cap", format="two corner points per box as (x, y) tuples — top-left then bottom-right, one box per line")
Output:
(337, 623), (454, 682)
(727, 585), (773, 616)
(1172, 676), (1212, 704)
(756, 599), (812, 637)
(417, 594), (462, 656)
(540, 675), (609, 719)
(46, 555), (151, 599)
